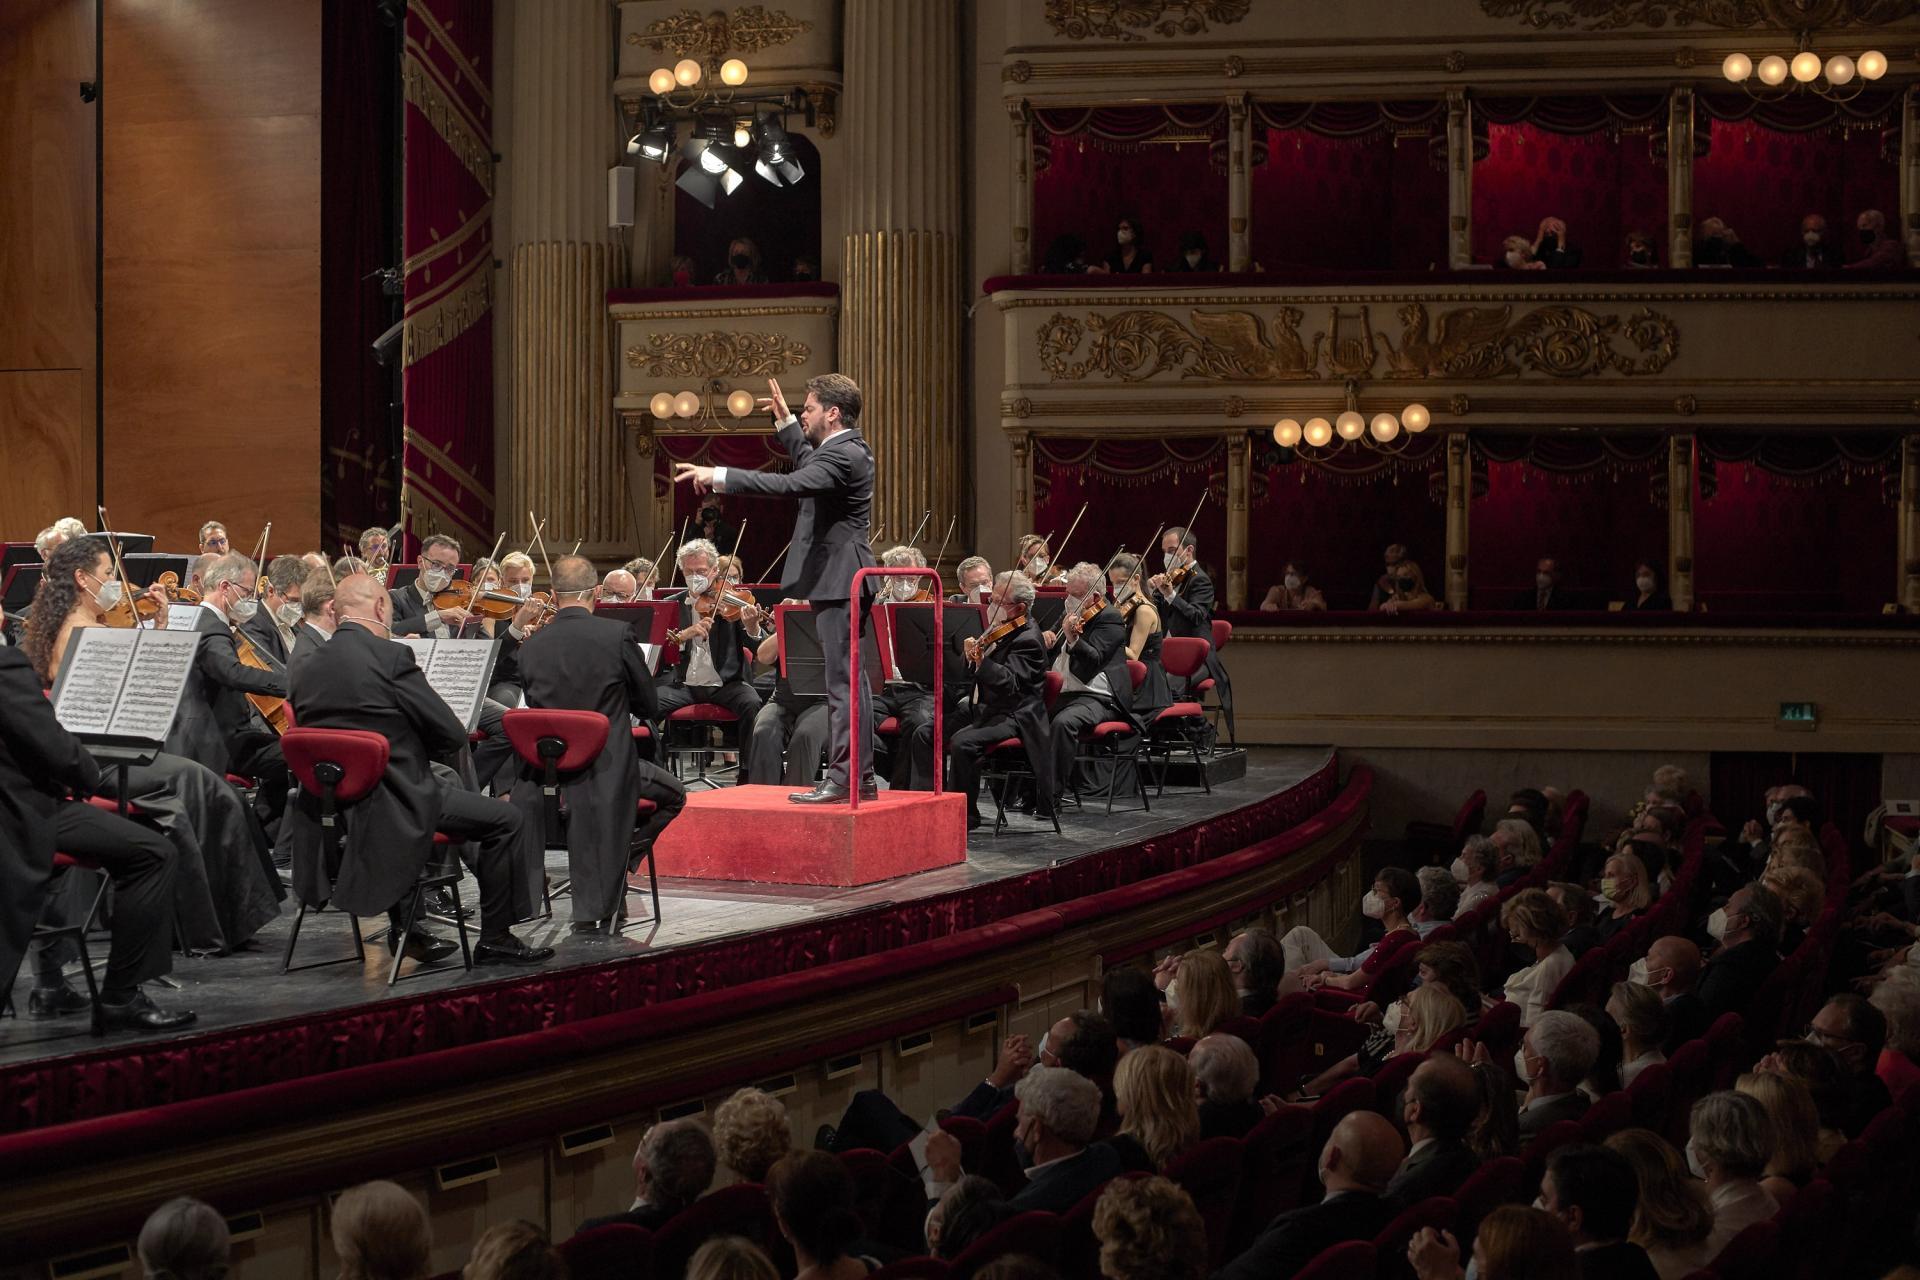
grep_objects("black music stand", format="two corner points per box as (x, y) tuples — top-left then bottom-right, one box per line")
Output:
(889, 602), (986, 694)
(775, 605), (884, 698)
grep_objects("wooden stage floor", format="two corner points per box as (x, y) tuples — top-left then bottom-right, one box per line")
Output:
(0, 747), (1332, 1071)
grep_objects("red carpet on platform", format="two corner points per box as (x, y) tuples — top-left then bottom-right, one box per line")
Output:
(651, 785), (970, 885)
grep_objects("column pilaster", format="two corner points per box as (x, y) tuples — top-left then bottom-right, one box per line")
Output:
(1445, 432), (1470, 611)
(1445, 90), (1472, 270)
(1668, 87), (1695, 269)
(1669, 433), (1695, 612)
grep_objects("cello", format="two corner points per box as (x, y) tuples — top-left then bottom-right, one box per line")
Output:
(231, 523), (292, 735)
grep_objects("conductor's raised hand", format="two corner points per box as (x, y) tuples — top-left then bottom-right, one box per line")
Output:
(760, 376), (792, 424)
(672, 462), (716, 494)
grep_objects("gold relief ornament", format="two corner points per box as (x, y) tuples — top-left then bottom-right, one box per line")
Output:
(1044, 0), (1252, 42)
(629, 5), (813, 57)
(628, 331), (811, 379)
(1037, 308), (1322, 382)
(1480, 0), (1917, 29)
(1376, 303), (1678, 379)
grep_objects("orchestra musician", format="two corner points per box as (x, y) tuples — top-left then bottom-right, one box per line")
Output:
(290, 572), (338, 671)
(1014, 534), (1068, 588)
(238, 554), (311, 666)
(389, 534), (470, 637)
(872, 545), (937, 791)
(508, 556), (686, 935)
(913, 570), (1050, 831)
(356, 525), (392, 577)
(1043, 562), (1138, 802)
(1109, 553), (1173, 718)
(745, 599), (832, 788)
(620, 556), (660, 599)
(287, 573), (553, 966)
(655, 537), (768, 779)
(953, 555), (994, 604)
(599, 568), (640, 604)
(1147, 525), (1233, 742)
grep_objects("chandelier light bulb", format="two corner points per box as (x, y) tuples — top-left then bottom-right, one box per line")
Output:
(1370, 413), (1401, 442)
(1273, 418), (1302, 448)
(1790, 50), (1821, 82)
(1721, 52), (1753, 82)
(1825, 54), (1855, 84)
(1401, 403), (1431, 433)
(673, 391), (701, 418)
(1335, 410), (1365, 441)
(649, 67), (676, 95)
(649, 392), (675, 419)
(720, 58), (749, 86)
(674, 58), (703, 86)
(726, 388), (756, 418)
(1304, 417), (1333, 448)
(734, 123), (752, 147)
(1859, 50), (1887, 79)
(1757, 55), (1789, 85)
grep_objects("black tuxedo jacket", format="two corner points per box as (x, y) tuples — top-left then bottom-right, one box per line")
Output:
(238, 608), (291, 667)
(578, 1201), (676, 1235)
(722, 416), (877, 603)
(1518, 586), (1577, 611)
(1214, 1191), (1396, 1280)
(1007, 1143), (1123, 1215)
(1697, 938), (1779, 1021)
(668, 599), (755, 685)
(388, 580), (440, 636)
(1151, 565), (1215, 639)
(1518, 1090), (1590, 1140)
(970, 615), (1054, 795)
(165, 608), (285, 775)
(1047, 605), (1136, 720)
(1386, 1138), (1480, 1206)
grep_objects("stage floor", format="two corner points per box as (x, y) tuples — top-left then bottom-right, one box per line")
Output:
(0, 747), (1331, 1071)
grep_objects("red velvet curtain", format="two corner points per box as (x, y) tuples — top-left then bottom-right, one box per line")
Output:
(1033, 439), (1227, 579)
(1248, 444), (1448, 610)
(1467, 451), (1667, 607)
(400, 0), (495, 556)
(1032, 132), (1229, 270)
(1250, 130), (1448, 271)
(653, 435), (790, 579)
(1692, 117), (1900, 265)
(1472, 122), (1667, 267)
(1692, 460), (1897, 612)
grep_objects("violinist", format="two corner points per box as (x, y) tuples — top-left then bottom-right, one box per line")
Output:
(599, 568), (640, 604)
(474, 551), (551, 708)
(872, 545), (937, 790)
(289, 571), (338, 673)
(745, 596), (831, 787)
(171, 553), (294, 828)
(1146, 526), (1232, 743)
(356, 524), (392, 578)
(656, 537), (766, 779)
(1044, 562), (1138, 806)
(620, 556), (660, 599)
(1109, 553), (1172, 718)
(35, 516), (88, 563)
(911, 570), (1049, 832)
(237, 555), (311, 665)
(1015, 534), (1067, 588)
(952, 555), (994, 605)
(388, 534), (471, 636)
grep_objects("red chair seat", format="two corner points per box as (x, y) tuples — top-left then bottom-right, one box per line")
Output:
(433, 832), (454, 846)
(631, 724), (652, 740)
(52, 851), (97, 873)
(467, 729), (486, 744)
(1194, 678), (1216, 694)
(282, 728), (391, 804)
(502, 707), (610, 772)
(1159, 635), (1212, 680)
(1157, 701), (1206, 720)
(1087, 720), (1136, 738)
(877, 716), (902, 735)
(667, 704), (738, 723)
(637, 798), (658, 817)
(986, 737), (1025, 754)
(225, 773), (256, 789)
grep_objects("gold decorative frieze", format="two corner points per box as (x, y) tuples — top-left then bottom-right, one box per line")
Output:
(1036, 303), (1678, 383)
(626, 330), (811, 378)
(627, 5), (812, 57)
(1480, 0), (1918, 29)
(1044, 0), (1251, 42)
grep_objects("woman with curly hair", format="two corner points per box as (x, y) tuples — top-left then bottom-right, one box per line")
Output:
(713, 1088), (793, 1183)
(1500, 889), (1574, 1030)
(22, 536), (279, 958)
(1093, 1175), (1205, 1280)
(1104, 1044), (1202, 1171)
(1605, 1129), (1716, 1280)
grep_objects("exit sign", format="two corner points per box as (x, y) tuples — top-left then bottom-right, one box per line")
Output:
(1778, 702), (1817, 732)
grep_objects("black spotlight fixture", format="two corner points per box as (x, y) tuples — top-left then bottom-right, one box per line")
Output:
(627, 124), (673, 164)
(750, 114), (805, 187)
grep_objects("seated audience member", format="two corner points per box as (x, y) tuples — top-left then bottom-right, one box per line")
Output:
(1467, 1059), (1521, 1160)
(1870, 977), (1920, 1099)
(1369, 543), (1411, 610)
(137, 1197), (230, 1280)
(1501, 234), (1545, 270)
(581, 1117), (716, 1231)
(1379, 559), (1441, 613)
(766, 1151), (883, 1275)
(1093, 1176), (1206, 1280)
(1259, 562), (1327, 611)
(1167, 231), (1219, 273)
(1105, 965), (1167, 1052)
(1767, 826), (1827, 883)
(1506, 787), (1550, 847)
(1570, 1002), (1625, 1098)
(331, 1180), (431, 1280)
(1224, 927), (1286, 1017)
(1732, 1070), (1820, 1208)
(1752, 1038), (1850, 1159)
(1491, 817), (1542, 886)
(716, 237), (767, 285)
(1848, 208), (1906, 269)
(1415, 865), (1461, 934)
(1455, 835), (1502, 915)
(1514, 1010), (1600, 1138)
(1782, 213), (1838, 269)
(1551, 881), (1603, 959)
(1624, 229), (1657, 268)
(1523, 557), (1574, 610)
(1597, 851), (1654, 942)
(1532, 216), (1582, 269)
(689, 1236), (781, 1280)
(1625, 562), (1671, 610)
(1304, 982), (1468, 1098)
(1805, 993), (1893, 1136)
(666, 254), (697, 287)
(714, 1087), (792, 1184)
(1191, 1034), (1263, 1139)
(926, 1177), (1009, 1261)
(1500, 889), (1574, 1029)
(464, 1222), (564, 1280)
(1697, 883), (1784, 1020)
(1387, 1054), (1482, 1205)
(1693, 217), (1762, 268)
(1608, 981), (1669, 1087)
(1091, 214), (1152, 274)
(1042, 233), (1090, 274)
(1104, 1044), (1201, 1171)
(1538, 1144), (1661, 1280)
(1605, 1129), (1716, 1280)
(790, 253), (821, 283)
(1687, 1091), (1778, 1257)
(926, 1066), (1119, 1212)
(1763, 865), (1823, 953)
(1409, 1204), (1578, 1280)
(1282, 867), (1424, 990)
(1215, 1112), (1405, 1280)
(1157, 947), (1239, 1039)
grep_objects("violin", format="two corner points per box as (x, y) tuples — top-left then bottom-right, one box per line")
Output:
(132, 571), (201, 622)
(432, 579), (536, 621)
(968, 602), (1029, 664)
(689, 581), (761, 622)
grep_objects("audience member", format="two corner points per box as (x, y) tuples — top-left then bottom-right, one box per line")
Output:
(1568, 1002), (1625, 1099)
(1753, 1038), (1851, 1160)
(1697, 883), (1783, 1020)
(1283, 867), (1423, 990)
(1369, 544), (1410, 610)
(1092, 1175), (1206, 1280)
(1259, 562), (1327, 611)
(1216, 1112), (1405, 1280)
(1467, 1059), (1521, 1160)
(1105, 1044), (1201, 1170)
(1224, 927), (1285, 1017)
(1764, 864), (1823, 952)
(331, 1180), (432, 1280)
(1629, 936), (1709, 1050)
(766, 1150), (880, 1277)
(1597, 852), (1654, 942)
(1551, 880), (1603, 958)
(1607, 981), (1669, 1087)
(1191, 1034), (1263, 1139)
(1091, 215), (1152, 274)
(1163, 947), (1239, 1038)
(667, 254), (697, 287)
(1847, 208), (1906, 269)
(1490, 818), (1543, 887)
(1782, 213), (1838, 269)
(1386, 1054), (1482, 1204)
(1042, 233), (1090, 274)
(1732, 1070), (1820, 1208)
(462, 1221), (563, 1280)
(791, 254), (821, 283)
(1624, 230), (1657, 269)
(1870, 977), (1920, 1099)
(927, 1067), (1116, 1212)
(1522, 557), (1574, 610)
(1499, 889), (1574, 1029)
(926, 1176), (1008, 1260)
(1693, 218), (1762, 268)
(716, 237), (768, 285)
(1454, 835), (1501, 915)
(1606, 1129), (1716, 1280)
(1687, 1091), (1778, 1257)
(714, 1088), (793, 1183)
(1103, 966), (1166, 1051)
(1625, 562), (1671, 610)
(1304, 981), (1468, 1098)
(1514, 1010), (1600, 1138)
(1806, 993), (1893, 1136)
(1501, 234), (1545, 270)
(1415, 866), (1461, 933)
(689, 1236), (781, 1280)
(581, 1117), (716, 1231)
(1532, 217), (1582, 269)
(1540, 1143), (1660, 1280)
(1379, 559), (1441, 613)
(1409, 1204), (1577, 1280)
(1167, 231), (1219, 274)
(136, 1197), (230, 1280)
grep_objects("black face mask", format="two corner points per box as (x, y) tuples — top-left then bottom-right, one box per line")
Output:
(1539, 234), (1559, 255)
(1396, 578), (1415, 593)
(1860, 229), (1877, 245)
(1629, 249), (1653, 265)
(731, 253), (753, 269)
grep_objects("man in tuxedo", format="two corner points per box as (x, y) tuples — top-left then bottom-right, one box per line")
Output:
(0, 647), (193, 1031)
(1517, 1011), (1599, 1140)
(1541, 1145), (1662, 1280)
(654, 537), (767, 780)
(675, 373), (878, 803)
(578, 1118), (716, 1233)
(510, 556), (686, 935)
(238, 554), (310, 666)
(1042, 562), (1137, 810)
(924, 1067), (1120, 1214)
(167, 553), (291, 826)
(1387, 1055), (1482, 1205)
(952, 555), (994, 604)
(1148, 525), (1232, 741)
(388, 534), (470, 636)
(1522, 556), (1577, 610)
(289, 571), (338, 673)
(1215, 1111), (1405, 1280)
(287, 573), (552, 966)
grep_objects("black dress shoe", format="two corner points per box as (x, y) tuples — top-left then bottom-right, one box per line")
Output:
(423, 887), (473, 919)
(475, 935), (556, 966)
(27, 986), (90, 1019)
(789, 779), (879, 804)
(97, 990), (197, 1033)
(386, 927), (458, 962)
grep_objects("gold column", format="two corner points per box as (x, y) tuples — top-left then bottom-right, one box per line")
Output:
(1901, 436), (1920, 612)
(842, 0), (964, 555)
(502, 0), (629, 563)
(1904, 87), (1920, 267)
(1225, 432), (1251, 609)
(1444, 432), (1470, 611)
(1009, 100), (1033, 275)
(1445, 90), (1473, 270)
(1228, 94), (1251, 272)
(1011, 431), (1033, 556)
(1667, 87), (1695, 269)
(1668, 433), (1695, 612)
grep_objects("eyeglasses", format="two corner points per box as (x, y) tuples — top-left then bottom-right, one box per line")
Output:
(1803, 1023), (1855, 1047)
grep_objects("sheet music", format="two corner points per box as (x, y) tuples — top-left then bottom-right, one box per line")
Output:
(164, 603), (203, 632)
(53, 629), (136, 734)
(422, 639), (498, 732)
(394, 636), (437, 668)
(51, 627), (199, 741)
(112, 629), (200, 738)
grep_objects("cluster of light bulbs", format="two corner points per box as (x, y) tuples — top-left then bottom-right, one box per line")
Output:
(647, 57), (751, 96)
(1721, 47), (1887, 87)
(1272, 403), (1431, 449)
(649, 388), (759, 421)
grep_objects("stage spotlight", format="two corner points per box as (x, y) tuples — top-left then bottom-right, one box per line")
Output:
(675, 163), (721, 208)
(372, 318), (404, 366)
(627, 126), (673, 164)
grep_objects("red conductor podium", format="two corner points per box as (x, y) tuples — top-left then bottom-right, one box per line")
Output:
(651, 784), (968, 886)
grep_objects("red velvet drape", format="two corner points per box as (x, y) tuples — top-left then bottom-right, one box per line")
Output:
(1032, 134), (1229, 270)
(1692, 118), (1900, 265)
(653, 434), (790, 580)
(1468, 458), (1668, 607)
(1472, 122), (1667, 268)
(1250, 130), (1448, 271)
(400, 0), (494, 556)
(1693, 461), (1897, 612)
(1032, 439), (1228, 581)
(1249, 449), (1448, 610)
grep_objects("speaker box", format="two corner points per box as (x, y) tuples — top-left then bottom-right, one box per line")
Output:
(608, 165), (636, 228)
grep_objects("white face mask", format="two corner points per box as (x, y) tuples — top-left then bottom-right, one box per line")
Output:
(1506, 251), (1528, 268)
(1706, 907), (1729, 940)
(228, 595), (260, 622)
(1536, 573), (1554, 590)
(87, 576), (123, 612)
(1465, 1259), (1481, 1280)
(511, 581), (532, 598)
(1685, 1140), (1707, 1180)
(1381, 1000), (1405, 1034)
(1361, 890), (1386, 920)
(1027, 556), (1049, 576)
(1636, 575), (1655, 592)
(1284, 574), (1302, 591)
(275, 601), (302, 627)
(1450, 856), (1470, 883)
(684, 573), (711, 595)
(421, 567), (454, 593)
(1185, 251), (1203, 267)
(1765, 801), (1783, 826)
(1163, 979), (1179, 1012)
(1803, 230), (1822, 246)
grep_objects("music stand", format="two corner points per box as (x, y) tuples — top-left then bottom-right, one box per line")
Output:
(3, 564), (45, 612)
(1028, 593), (1066, 634)
(596, 601), (681, 674)
(121, 553), (192, 587)
(889, 602), (986, 692)
(775, 604), (883, 698)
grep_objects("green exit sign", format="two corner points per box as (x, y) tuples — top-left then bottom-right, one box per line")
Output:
(1778, 702), (1817, 732)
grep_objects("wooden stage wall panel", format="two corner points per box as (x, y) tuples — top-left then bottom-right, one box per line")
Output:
(102, 0), (322, 552)
(0, 0), (96, 539)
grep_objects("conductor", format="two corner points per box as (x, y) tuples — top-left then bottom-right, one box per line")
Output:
(673, 374), (878, 803)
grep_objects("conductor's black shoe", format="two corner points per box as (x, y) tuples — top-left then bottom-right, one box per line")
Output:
(386, 927), (457, 962)
(789, 779), (879, 804)
(28, 986), (90, 1019)
(475, 935), (555, 966)
(96, 990), (197, 1033)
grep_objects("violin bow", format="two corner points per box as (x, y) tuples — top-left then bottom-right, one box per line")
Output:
(728, 518), (748, 578)
(666, 517), (690, 589)
(251, 523), (273, 601)
(1048, 502), (1091, 576)
(1121, 522), (1165, 604)
(1170, 490), (1208, 571)
(929, 514), (956, 582)
(765, 535), (794, 579)
(527, 512), (556, 589)
(902, 508), (932, 554)
(96, 505), (138, 615)
(477, 530), (509, 586)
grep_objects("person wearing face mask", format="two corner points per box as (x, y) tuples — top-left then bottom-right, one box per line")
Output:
(1537, 1144), (1662, 1280)
(287, 573), (554, 966)
(1530, 216), (1582, 269)
(867, 546), (941, 791)
(1691, 216), (1761, 269)
(622, 556), (662, 600)
(1608, 981), (1669, 1089)
(1012, 533), (1064, 587)
(790, 253), (820, 283)
(1685, 1092), (1778, 1260)
(1167, 230), (1218, 273)
(1106, 553), (1172, 722)
(1259, 561), (1327, 611)
(597, 568), (639, 605)
(713, 237), (767, 285)
(1215, 1111), (1404, 1280)
(1624, 561), (1671, 611)
(1042, 562), (1137, 807)
(1368, 543), (1410, 610)
(1299, 980), (1467, 1099)
(1510, 1011), (1599, 1139)
(1498, 889), (1575, 1031)
(1282, 867), (1423, 990)
(1454, 835), (1501, 916)
(388, 534), (472, 637)
(653, 537), (766, 782)
(1146, 526), (1232, 740)
(1803, 994), (1893, 1137)
(922, 1066), (1117, 1212)
(952, 554), (995, 605)
(1095, 215), (1152, 274)
(1595, 851), (1653, 942)
(1385, 1054), (1482, 1208)
(1780, 213), (1838, 269)
(1629, 935), (1709, 1052)
(1846, 207), (1906, 270)
(1624, 230), (1657, 269)
(748, 595), (834, 789)
(1378, 558), (1439, 614)
(666, 253), (697, 289)
(1696, 882), (1783, 1020)
(289, 571), (340, 671)
(1519, 556), (1573, 610)
(236, 554), (311, 666)
(474, 551), (547, 709)
(1500, 234), (1545, 271)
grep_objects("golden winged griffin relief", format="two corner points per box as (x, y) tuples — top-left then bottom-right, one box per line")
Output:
(1035, 303), (1679, 382)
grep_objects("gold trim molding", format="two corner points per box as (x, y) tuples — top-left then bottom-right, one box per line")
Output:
(1235, 627), (1920, 648)
(1043, 0), (1251, 42)
(626, 330), (811, 378)
(1481, 0), (1920, 30)
(610, 304), (837, 320)
(626, 5), (813, 57)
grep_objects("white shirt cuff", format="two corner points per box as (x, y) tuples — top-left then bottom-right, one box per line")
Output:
(712, 466), (730, 492)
